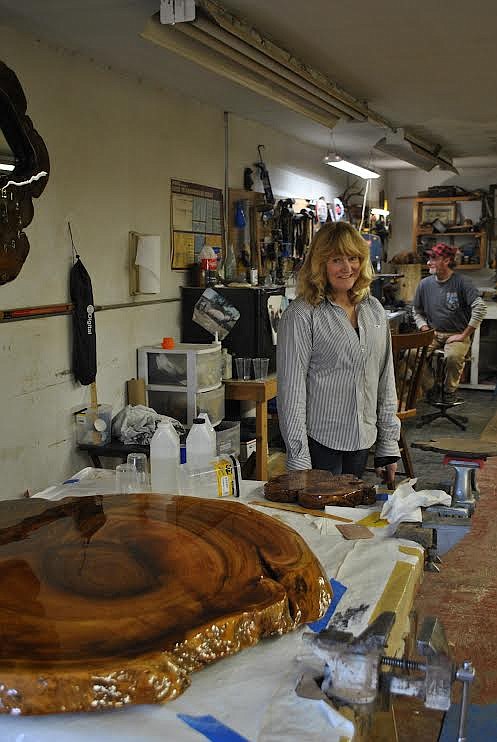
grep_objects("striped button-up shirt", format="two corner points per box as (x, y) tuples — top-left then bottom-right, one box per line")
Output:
(277, 294), (400, 470)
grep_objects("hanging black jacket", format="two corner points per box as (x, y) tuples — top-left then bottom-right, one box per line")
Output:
(70, 258), (96, 385)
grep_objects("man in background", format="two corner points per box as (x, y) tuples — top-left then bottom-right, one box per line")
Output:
(413, 242), (486, 403)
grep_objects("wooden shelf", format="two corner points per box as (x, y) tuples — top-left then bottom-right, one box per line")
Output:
(414, 195), (482, 203)
(415, 230), (483, 237)
(412, 195), (486, 269)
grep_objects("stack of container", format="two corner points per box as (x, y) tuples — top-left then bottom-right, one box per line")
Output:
(138, 342), (224, 427)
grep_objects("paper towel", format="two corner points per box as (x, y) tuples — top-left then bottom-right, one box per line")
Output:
(135, 235), (160, 294)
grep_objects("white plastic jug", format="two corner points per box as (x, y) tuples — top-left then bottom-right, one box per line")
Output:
(150, 420), (180, 493)
(186, 417), (216, 471)
(197, 411), (217, 454)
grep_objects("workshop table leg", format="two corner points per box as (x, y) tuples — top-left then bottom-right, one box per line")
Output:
(255, 399), (268, 481)
(89, 452), (102, 468)
(400, 429), (415, 478)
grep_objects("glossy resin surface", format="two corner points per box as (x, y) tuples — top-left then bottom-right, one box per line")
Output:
(0, 493), (331, 714)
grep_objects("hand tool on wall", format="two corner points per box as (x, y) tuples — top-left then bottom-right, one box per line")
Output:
(254, 144), (275, 207)
(234, 199), (250, 269)
(243, 167), (254, 191)
(248, 204), (264, 281)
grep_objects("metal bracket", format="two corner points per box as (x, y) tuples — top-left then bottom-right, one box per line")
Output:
(160, 0), (195, 25)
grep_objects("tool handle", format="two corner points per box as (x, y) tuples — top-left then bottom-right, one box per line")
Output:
(90, 382), (98, 410)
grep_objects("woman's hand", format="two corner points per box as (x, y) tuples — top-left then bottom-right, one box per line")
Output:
(375, 461), (397, 489)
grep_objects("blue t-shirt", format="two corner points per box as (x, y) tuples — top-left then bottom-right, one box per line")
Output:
(413, 272), (479, 333)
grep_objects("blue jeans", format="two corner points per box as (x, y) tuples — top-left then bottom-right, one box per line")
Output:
(308, 437), (369, 478)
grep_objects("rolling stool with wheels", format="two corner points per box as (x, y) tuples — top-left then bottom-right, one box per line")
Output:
(417, 350), (468, 430)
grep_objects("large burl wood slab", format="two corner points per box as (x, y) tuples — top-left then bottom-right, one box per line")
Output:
(0, 494), (331, 715)
(264, 469), (376, 509)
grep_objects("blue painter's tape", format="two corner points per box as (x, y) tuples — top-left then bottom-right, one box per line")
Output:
(178, 714), (250, 742)
(307, 579), (347, 632)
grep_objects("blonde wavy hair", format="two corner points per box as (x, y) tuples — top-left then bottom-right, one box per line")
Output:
(297, 221), (373, 306)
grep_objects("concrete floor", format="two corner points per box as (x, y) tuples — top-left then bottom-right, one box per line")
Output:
(265, 389), (497, 739)
(358, 388), (497, 491)
(402, 388), (496, 489)
(392, 388), (497, 741)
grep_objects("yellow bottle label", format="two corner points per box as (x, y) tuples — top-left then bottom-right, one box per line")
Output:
(213, 459), (236, 497)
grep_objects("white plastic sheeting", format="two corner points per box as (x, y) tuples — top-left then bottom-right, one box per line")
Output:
(2, 476), (424, 742)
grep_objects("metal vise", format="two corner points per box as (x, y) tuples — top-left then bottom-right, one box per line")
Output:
(300, 612), (474, 741)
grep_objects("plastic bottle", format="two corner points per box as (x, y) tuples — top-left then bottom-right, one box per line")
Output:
(198, 244), (217, 288)
(186, 418), (216, 471)
(178, 454), (242, 498)
(221, 348), (232, 380)
(224, 243), (237, 282)
(150, 421), (180, 493)
(199, 244), (217, 272)
(197, 411), (217, 454)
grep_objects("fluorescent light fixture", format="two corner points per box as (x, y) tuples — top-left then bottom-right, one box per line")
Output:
(0, 162), (15, 172)
(375, 128), (459, 174)
(323, 153), (379, 179)
(142, 4), (376, 130)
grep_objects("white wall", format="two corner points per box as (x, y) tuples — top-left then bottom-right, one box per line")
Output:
(0, 24), (349, 499)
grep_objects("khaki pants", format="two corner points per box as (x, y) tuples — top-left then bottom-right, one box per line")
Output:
(427, 332), (471, 394)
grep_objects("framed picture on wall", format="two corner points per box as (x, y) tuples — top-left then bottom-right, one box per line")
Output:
(420, 202), (457, 226)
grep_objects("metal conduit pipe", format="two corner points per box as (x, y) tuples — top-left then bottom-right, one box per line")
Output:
(188, 15), (366, 121)
(196, 0), (446, 154)
(173, 22), (350, 122)
(142, 18), (339, 129)
(198, 0), (365, 114)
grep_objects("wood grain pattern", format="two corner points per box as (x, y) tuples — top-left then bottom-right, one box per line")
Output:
(0, 493), (332, 715)
(249, 499), (353, 522)
(264, 469), (376, 509)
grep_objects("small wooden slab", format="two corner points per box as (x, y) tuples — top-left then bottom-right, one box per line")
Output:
(0, 494), (332, 715)
(336, 524), (374, 540)
(264, 469), (376, 510)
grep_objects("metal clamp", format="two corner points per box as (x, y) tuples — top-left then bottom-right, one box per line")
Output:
(300, 612), (475, 740)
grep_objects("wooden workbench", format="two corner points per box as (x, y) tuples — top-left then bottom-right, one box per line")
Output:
(25, 473), (424, 741)
(224, 374), (278, 481)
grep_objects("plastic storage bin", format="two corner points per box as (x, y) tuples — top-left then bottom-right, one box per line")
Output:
(75, 404), (112, 446)
(215, 420), (240, 457)
(148, 385), (225, 427)
(139, 343), (222, 390)
(138, 343), (224, 427)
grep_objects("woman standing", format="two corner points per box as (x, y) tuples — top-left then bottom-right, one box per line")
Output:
(277, 221), (399, 483)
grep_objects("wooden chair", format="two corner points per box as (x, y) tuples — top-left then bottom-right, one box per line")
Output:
(391, 329), (434, 478)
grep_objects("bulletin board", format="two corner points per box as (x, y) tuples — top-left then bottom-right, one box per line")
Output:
(170, 179), (225, 270)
